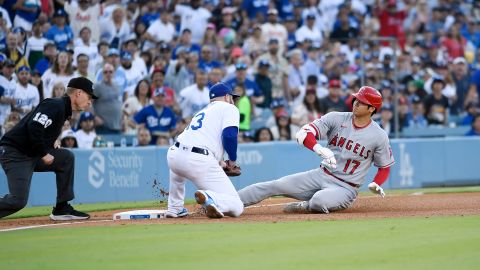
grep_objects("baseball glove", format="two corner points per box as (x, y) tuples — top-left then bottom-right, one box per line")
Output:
(223, 160), (242, 176)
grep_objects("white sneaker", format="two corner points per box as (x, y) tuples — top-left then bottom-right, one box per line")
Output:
(165, 208), (189, 218)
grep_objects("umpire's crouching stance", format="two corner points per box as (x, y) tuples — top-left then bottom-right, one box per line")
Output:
(0, 77), (97, 220)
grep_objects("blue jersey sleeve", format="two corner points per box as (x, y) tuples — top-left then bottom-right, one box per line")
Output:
(222, 126), (238, 161)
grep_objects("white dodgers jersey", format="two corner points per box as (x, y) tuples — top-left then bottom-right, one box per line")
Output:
(177, 101), (239, 161)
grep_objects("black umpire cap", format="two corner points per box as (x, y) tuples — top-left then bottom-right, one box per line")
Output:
(67, 77), (98, 99)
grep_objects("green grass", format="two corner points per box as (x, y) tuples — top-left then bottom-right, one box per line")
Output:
(7, 186), (480, 219)
(0, 216), (479, 270)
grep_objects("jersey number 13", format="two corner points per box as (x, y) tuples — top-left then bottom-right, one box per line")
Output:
(188, 112), (205, 130)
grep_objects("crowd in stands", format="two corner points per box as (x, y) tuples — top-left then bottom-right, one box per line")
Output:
(1, 0), (480, 150)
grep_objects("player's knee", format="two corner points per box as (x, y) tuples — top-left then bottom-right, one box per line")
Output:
(64, 150), (75, 163)
(308, 198), (330, 214)
(9, 196), (28, 211)
(230, 197), (244, 217)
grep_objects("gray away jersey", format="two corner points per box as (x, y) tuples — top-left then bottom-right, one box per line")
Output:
(311, 112), (395, 186)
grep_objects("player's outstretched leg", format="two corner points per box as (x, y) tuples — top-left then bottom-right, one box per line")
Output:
(238, 169), (322, 207)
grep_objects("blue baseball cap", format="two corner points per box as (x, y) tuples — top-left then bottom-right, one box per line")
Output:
(54, 9), (68, 17)
(108, 48), (120, 56)
(120, 51), (132, 61)
(17, 65), (30, 73)
(209, 82), (240, 99)
(79, 111), (95, 123)
(235, 62), (248, 70)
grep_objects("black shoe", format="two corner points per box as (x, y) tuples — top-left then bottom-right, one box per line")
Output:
(49, 204), (90, 221)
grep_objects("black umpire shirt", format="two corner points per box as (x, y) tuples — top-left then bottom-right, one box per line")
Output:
(0, 96), (73, 157)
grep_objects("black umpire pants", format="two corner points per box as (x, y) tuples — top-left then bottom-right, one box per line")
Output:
(0, 145), (75, 218)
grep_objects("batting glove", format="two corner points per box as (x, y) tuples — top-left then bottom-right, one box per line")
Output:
(313, 144), (337, 170)
(368, 182), (385, 198)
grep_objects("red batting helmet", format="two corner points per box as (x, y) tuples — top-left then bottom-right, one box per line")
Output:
(352, 86), (382, 111)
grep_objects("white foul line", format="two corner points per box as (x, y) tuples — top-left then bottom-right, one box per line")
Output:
(0, 219), (113, 233)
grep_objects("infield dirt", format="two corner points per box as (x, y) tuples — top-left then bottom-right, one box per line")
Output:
(1, 192), (479, 230)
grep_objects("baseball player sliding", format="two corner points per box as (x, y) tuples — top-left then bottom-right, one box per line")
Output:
(166, 82), (244, 218)
(238, 86), (395, 214)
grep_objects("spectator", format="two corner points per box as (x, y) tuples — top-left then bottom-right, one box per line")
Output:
(291, 88), (323, 127)
(120, 51), (144, 99)
(60, 129), (78, 149)
(134, 87), (176, 144)
(199, 45), (222, 73)
(73, 53), (93, 81)
(13, 66), (39, 117)
(242, 0), (269, 20)
(207, 67), (224, 87)
(376, 105), (394, 136)
(150, 69), (178, 111)
(45, 9), (74, 51)
(424, 78), (450, 126)
(330, 11), (359, 43)
(254, 59), (273, 109)
(165, 50), (198, 93)
(0, 2), (12, 29)
(178, 69), (210, 120)
(93, 63), (122, 134)
(253, 127), (274, 142)
(174, 0), (211, 44)
(287, 49), (307, 106)
(0, 58), (17, 129)
(64, 0), (101, 43)
(12, 0), (41, 32)
(51, 81), (66, 98)
(75, 111), (96, 149)
(296, 13), (323, 47)
(242, 24), (267, 60)
(284, 16), (298, 51)
(143, 9), (175, 50)
(378, 0), (407, 49)
(34, 42), (57, 76)
(461, 101), (480, 126)
(319, 79), (349, 114)
(235, 85), (251, 133)
(2, 32), (29, 70)
(465, 114), (480, 136)
(441, 23), (466, 61)
(269, 110), (299, 141)
(41, 51), (75, 99)
(73, 27), (99, 77)
(408, 96), (428, 128)
(226, 62), (264, 107)
(27, 21), (48, 68)
(123, 38), (148, 78)
(201, 23), (221, 61)
(30, 69), (43, 100)
(451, 57), (471, 115)
(123, 79), (151, 134)
(262, 9), (288, 54)
(100, 6), (130, 50)
(254, 38), (289, 103)
(95, 48), (127, 95)
(136, 126), (152, 146)
(171, 29), (201, 60)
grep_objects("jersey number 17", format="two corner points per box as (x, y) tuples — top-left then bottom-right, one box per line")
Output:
(343, 159), (360, 174)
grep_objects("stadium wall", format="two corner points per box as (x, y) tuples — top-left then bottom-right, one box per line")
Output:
(1, 137), (479, 206)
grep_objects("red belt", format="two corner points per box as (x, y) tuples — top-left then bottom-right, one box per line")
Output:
(322, 167), (360, 188)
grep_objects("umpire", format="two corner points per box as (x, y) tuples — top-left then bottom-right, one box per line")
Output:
(0, 77), (97, 220)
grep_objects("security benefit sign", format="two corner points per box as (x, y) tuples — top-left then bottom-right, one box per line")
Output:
(88, 150), (144, 189)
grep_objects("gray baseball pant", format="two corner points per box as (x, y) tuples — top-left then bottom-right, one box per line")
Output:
(238, 168), (359, 213)
(0, 145), (75, 218)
